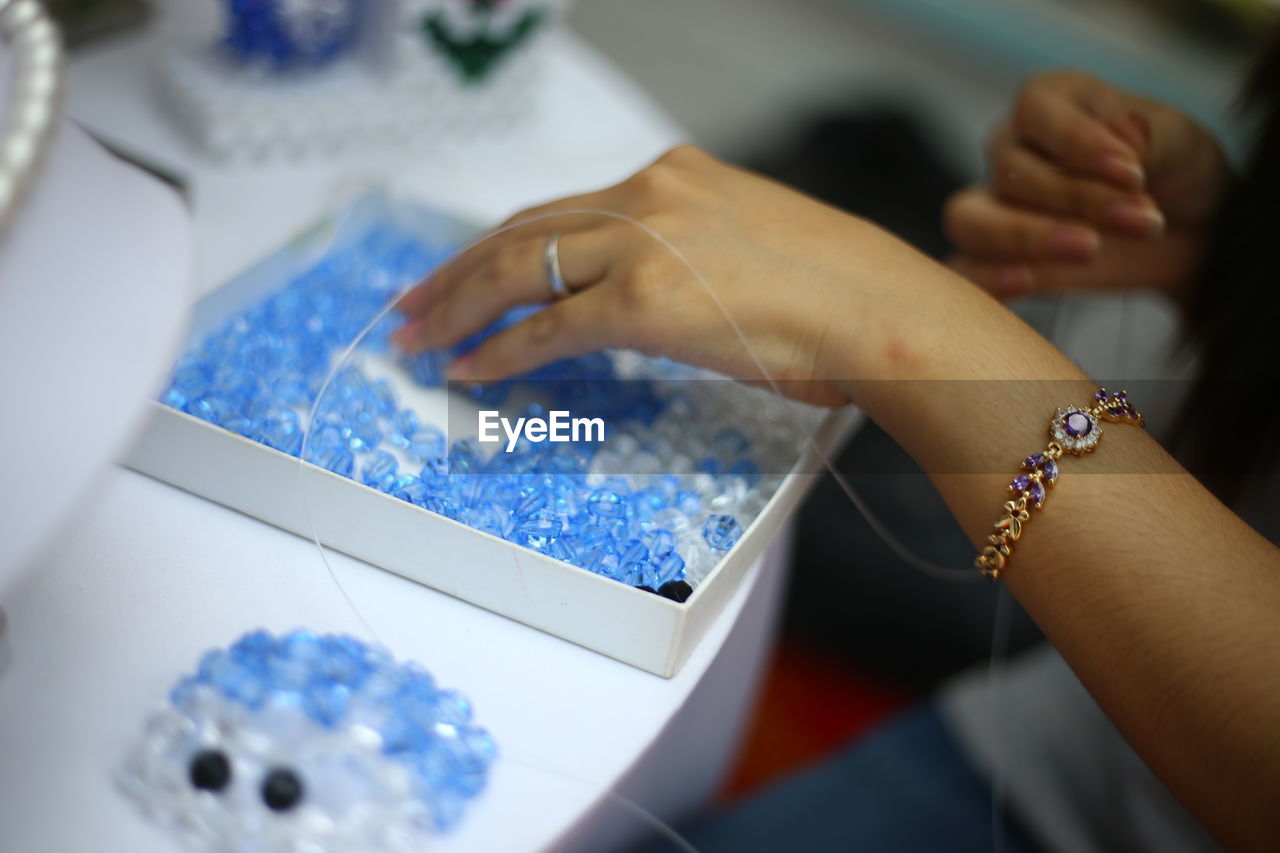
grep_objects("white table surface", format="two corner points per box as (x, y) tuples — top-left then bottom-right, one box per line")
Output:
(0, 466), (788, 852)
(0, 16), (791, 853)
(65, 19), (690, 295)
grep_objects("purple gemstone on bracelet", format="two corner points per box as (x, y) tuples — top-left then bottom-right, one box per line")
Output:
(1106, 406), (1126, 418)
(1115, 391), (1127, 403)
(1011, 475), (1030, 492)
(1042, 458), (1059, 484)
(1063, 412), (1092, 437)
(1023, 453), (1044, 470)
(1094, 389), (1108, 403)
(1028, 481), (1046, 506)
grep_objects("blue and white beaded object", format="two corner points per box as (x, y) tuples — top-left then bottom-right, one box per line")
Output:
(119, 630), (495, 851)
(221, 0), (361, 70)
(160, 214), (808, 597)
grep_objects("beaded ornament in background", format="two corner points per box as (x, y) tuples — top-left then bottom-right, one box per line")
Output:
(162, 0), (569, 160)
(160, 220), (813, 600)
(119, 630), (496, 851)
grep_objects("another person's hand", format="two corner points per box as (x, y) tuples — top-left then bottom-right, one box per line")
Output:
(393, 146), (950, 407)
(945, 71), (1230, 300)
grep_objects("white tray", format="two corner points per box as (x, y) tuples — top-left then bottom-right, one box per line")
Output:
(124, 194), (859, 677)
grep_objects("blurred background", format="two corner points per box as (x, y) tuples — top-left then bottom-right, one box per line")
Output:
(43, 0), (1274, 806)
(568, 0), (1270, 800)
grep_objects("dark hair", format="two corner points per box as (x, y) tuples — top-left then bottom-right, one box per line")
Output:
(1174, 31), (1280, 503)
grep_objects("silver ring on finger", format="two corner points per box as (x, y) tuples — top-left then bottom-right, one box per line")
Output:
(544, 234), (569, 300)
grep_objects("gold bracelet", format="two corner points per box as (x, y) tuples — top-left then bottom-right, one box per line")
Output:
(976, 387), (1145, 580)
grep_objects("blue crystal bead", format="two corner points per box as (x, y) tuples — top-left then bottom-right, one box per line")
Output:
(432, 689), (473, 726)
(259, 410), (303, 456)
(423, 496), (461, 520)
(187, 396), (237, 426)
(448, 441), (483, 476)
(578, 524), (615, 552)
(303, 682), (351, 727)
(516, 508), (563, 548)
(513, 489), (548, 519)
(406, 351), (449, 387)
(165, 362), (211, 410)
(407, 425), (447, 460)
(221, 415), (257, 438)
(389, 409), (420, 448)
(626, 560), (660, 589)
(368, 378), (396, 415)
(703, 514), (743, 551)
(631, 490), (665, 523)
(420, 457), (450, 478)
(587, 547), (621, 579)
(656, 552), (686, 584)
(468, 502), (512, 539)
(345, 412), (383, 452)
(392, 478), (430, 506)
(308, 422), (345, 452)
(618, 538), (648, 567)
(276, 372), (310, 406)
(546, 537), (579, 564)
(675, 491), (701, 514)
(361, 450), (399, 491)
(645, 528), (677, 558)
(587, 490), (627, 521)
(306, 446), (354, 478)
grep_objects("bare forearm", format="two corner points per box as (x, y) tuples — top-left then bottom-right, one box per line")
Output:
(836, 251), (1280, 849)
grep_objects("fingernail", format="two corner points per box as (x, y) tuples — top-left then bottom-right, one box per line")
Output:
(996, 265), (1035, 297)
(446, 353), (475, 381)
(1047, 226), (1100, 261)
(1101, 154), (1144, 189)
(1108, 200), (1165, 236)
(1125, 110), (1151, 149)
(391, 319), (421, 350)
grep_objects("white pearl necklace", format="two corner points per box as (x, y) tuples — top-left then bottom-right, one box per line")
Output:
(0, 0), (64, 236)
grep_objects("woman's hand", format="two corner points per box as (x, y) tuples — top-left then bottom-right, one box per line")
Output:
(945, 71), (1230, 301)
(393, 145), (939, 407)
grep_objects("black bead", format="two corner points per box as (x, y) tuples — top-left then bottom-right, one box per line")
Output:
(635, 585), (658, 594)
(188, 750), (232, 792)
(261, 768), (304, 812)
(658, 580), (693, 603)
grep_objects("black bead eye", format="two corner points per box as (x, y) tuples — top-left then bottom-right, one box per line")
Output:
(188, 750), (232, 793)
(261, 767), (304, 812)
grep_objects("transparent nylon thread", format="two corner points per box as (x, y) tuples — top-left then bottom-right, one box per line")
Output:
(495, 209), (979, 584)
(295, 208), (710, 851)
(294, 206), (996, 850)
(297, 206), (1131, 850)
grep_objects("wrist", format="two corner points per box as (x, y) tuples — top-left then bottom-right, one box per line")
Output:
(826, 255), (1094, 465)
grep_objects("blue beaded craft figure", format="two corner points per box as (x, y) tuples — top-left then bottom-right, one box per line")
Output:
(222, 0), (361, 69)
(119, 630), (496, 851)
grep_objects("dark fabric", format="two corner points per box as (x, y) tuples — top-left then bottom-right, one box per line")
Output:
(670, 703), (1038, 853)
(747, 106), (1044, 688)
(786, 420), (1044, 690)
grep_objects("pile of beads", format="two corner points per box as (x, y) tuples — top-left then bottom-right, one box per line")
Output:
(119, 630), (495, 850)
(161, 222), (814, 598)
